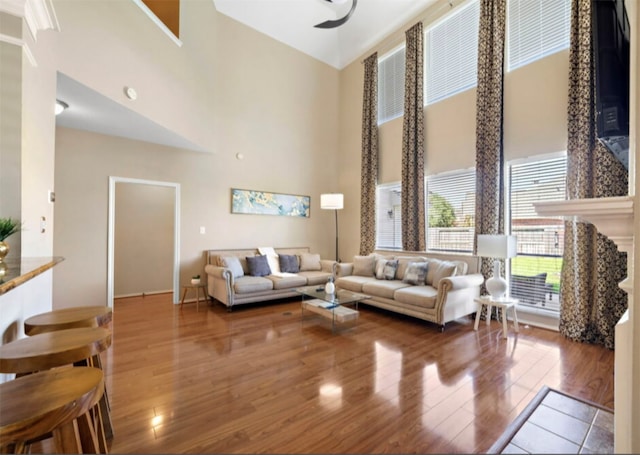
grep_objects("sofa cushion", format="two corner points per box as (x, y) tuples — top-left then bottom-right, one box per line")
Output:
(353, 255), (376, 277)
(383, 260), (399, 280)
(233, 276), (273, 294)
(394, 285), (439, 309)
(426, 259), (457, 286)
(362, 280), (411, 299)
(403, 262), (429, 285)
(395, 256), (427, 280)
(298, 271), (332, 286)
(267, 274), (307, 290)
(221, 256), (244, 278)
(300, 253), (322, 271)
(279, 254), (300, 273)
(375, 259), (387, 280)
(246, 255), (271, 277)
(336, 275), (377, 292)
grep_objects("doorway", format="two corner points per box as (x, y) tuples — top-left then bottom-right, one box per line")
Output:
(107, 177), (180, 307)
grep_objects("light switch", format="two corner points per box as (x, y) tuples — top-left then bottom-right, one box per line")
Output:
(199, 226), (206, 234)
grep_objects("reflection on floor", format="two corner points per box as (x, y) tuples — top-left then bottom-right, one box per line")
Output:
(490, 386), (614, 454)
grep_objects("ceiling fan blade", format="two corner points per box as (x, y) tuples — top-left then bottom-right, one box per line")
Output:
(314, 0), (357, 29)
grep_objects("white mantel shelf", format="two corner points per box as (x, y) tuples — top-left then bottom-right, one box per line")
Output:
(533, 196), (635, 252)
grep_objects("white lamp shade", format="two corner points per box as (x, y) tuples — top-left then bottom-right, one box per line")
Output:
(320, 193), (344, 210)
(476, 234), (517, 259)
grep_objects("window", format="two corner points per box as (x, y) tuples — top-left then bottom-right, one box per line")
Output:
(378, 46), (406, 125)
(425, 0), (480, 105)
(426, 169), (476, 253)
(508, 155), (566, 312)
(507, 0), (570, 71)
(376, 183), (402, 250)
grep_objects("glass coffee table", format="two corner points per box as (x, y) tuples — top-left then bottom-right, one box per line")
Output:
(296, 285), (369, 333)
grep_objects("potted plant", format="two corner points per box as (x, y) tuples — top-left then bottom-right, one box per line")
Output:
(191, 275), (201, 285)
(0, 217), (21, 263)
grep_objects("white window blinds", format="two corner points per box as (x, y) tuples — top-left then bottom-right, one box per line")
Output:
(507, 0), (570, 71)
(426, 169), (476, 253)
(378, 46), (406, 125)
(376, 183), (402, 250)
(425, 0), (480, 105)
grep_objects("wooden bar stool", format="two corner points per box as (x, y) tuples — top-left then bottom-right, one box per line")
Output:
(24, 306), (112, 336)
(0, 367), (104, 453)
(0, 328), (113, 452)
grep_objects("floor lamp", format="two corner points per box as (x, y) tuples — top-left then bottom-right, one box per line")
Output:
(320, 193), (344, 262)
(476, 234), (517, 301)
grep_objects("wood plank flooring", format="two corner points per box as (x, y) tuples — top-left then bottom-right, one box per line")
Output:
(74, 294), (615, 453)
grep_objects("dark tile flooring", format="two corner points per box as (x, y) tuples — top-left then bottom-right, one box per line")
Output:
(491, 387), (614, 454)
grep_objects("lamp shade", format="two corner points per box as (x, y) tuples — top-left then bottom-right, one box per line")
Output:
(320, 193), (344, 210)
(476, 234), (517, 259)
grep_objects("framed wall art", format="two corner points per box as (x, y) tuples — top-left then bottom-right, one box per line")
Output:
(231, 188), (310, 218)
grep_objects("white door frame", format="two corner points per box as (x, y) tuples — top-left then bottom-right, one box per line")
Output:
(107, 177), (181, 307)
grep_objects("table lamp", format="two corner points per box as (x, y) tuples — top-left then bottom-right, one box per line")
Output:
(476, 234), (517, 301)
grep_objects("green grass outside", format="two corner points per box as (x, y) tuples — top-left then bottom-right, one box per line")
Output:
(511, 255), (563, 293)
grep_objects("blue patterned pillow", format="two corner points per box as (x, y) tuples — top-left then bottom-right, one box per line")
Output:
(279, 254), (299, 273)
(402, 262), (428, 285)
(246, 255), (271, 277)
(383, 260), (399, 280)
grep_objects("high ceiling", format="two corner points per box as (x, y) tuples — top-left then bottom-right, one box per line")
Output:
(213, 0), (438, 69)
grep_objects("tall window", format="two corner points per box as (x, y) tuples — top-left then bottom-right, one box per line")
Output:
(378, 46), (406, 125)
(425, 0), (480, 105)
(508, 155), (566, 312)
(376, 183), (402, 250)
(426, 169), (476, 253)
(507, 0), (570, 71)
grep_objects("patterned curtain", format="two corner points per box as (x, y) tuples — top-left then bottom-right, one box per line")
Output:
(401, 22), (426, 252)
(360, 52), (378, 255)
(560, 0), (628, 349)
(474, 0), (506, 285)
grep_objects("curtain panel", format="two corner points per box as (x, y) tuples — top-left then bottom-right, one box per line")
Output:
(474, 0), (506, 287)
(360, 52), (379, 255)
(560, 0), (628, 349)
(401, 22), (426, 252)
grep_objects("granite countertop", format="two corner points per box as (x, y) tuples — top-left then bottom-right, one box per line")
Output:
(0, 257), (64, 295)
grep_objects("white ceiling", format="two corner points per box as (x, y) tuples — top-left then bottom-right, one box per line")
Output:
(213, 0), (438, 69)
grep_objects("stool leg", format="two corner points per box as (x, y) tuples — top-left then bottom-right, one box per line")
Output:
(474, 304), (482, 331)
(53, 420), (82, 454)
(501, 307), (508, 339)
(512, 306), (519, 332)
(486, 304), (492, 326)
(180, 287), (188, 309)
(76, 412), (101, 454)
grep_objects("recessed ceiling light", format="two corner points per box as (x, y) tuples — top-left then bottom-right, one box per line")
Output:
(55, 100), (68, 115)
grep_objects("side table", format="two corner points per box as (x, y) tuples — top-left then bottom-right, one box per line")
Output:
(474, 296), (519, 339)
(181, 284), (208, 311)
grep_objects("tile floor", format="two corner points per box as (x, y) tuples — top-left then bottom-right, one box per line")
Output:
(494, 388), (614, 454)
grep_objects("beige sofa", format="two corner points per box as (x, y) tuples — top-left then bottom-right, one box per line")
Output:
(336, 250), (484, 330)
(204, 247), (335, 310)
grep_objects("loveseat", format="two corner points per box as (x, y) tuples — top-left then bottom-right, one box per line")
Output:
(204, 247), (336, 310)
(336, 250), (484, 330)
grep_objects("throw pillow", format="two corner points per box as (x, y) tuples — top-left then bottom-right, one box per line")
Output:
(403, 262), (428, 285)
(383, 259), (399, 280)
(246, 255), (271, 277)
(279, 254), (300, 273)
(221, 256), (244, 279)
(375, 259), (388, 280)
(395, 256), (427, 281)
(258, 247), (280, 274)
(426, 259), (457, 286)
(299, 253), (322, 271)
(353, 255), (376, 277)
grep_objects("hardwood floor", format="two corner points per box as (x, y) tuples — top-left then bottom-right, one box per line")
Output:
(92, 294), (612, 453)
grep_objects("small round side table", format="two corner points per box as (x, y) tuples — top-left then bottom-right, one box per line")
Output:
(181, 284), (208, 311)
(474, 296), (519, 339)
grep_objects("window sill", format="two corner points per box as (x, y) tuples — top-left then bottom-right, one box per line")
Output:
(515, 304), (560, 331)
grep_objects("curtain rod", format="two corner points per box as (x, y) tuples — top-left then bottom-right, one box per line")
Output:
(360, 0), (464, 63)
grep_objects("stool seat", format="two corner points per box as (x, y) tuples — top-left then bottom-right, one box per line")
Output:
(0, 328), (112, 374)
(25, 306), (112, 336)
(0, 367), (104, 453)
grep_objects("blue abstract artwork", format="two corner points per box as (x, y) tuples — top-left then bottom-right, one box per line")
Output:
(231, 189), (310, 218)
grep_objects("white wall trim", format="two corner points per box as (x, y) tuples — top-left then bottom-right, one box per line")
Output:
(0, 0), (59, 41)
(108, 177), (181, 308)
(130, 0), (182, 47)
(0, 32), (37, 66)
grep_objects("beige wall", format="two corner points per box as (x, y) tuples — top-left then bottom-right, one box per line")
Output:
(114, 183), (174, 297)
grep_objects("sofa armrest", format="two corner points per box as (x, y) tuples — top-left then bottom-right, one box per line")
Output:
(205, 264), (231, 280)
(204, 264), (234, 306)
(335, 262), (354, 277)
(320, 259), (338, 273)
(438, 273), (484, 292)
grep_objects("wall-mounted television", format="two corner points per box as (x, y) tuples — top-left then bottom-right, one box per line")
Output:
(592, 0), (630, 170)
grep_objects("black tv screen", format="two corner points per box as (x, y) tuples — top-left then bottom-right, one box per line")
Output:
(592, 0), (630, 170)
